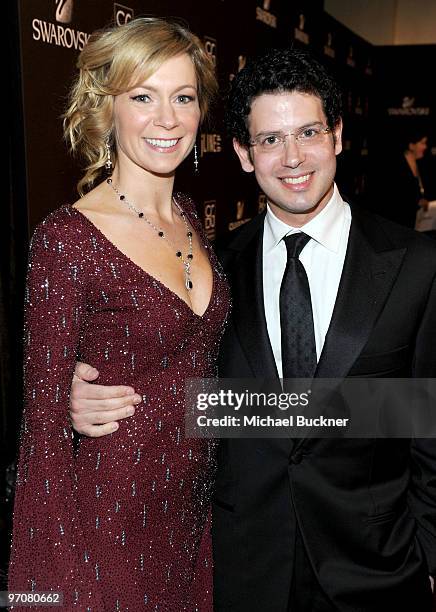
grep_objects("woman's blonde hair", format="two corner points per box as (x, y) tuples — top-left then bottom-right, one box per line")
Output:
(63, 17), (218, 195)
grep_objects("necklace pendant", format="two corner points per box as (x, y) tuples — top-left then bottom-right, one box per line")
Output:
(108, 182), (195, 291)
(184, 262), (193, 291)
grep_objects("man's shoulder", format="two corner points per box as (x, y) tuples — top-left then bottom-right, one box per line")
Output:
(350, 203), (436, 259)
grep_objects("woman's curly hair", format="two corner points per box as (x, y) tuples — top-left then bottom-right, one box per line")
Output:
(226, 47), (342, 146)
(64, 17), (217, 195)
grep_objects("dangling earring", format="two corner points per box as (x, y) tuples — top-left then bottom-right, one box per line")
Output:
(105, 138), (113, 176)
(193, 142), (199, 175)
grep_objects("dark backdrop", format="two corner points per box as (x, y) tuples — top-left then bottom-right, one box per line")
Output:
(3, 0), (435, 587)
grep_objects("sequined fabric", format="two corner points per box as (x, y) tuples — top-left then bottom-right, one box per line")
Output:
(8, 195), (230, 611)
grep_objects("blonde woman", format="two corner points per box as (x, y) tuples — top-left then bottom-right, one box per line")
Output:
(9, 18), (230, 610)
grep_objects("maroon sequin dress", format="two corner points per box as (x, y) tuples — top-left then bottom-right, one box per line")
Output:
(8, 196), (230, 611)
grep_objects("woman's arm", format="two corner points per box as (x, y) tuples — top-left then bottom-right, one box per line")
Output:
(8, 216), (104, 610)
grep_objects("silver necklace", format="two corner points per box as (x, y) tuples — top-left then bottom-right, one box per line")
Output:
(107, 178), (194, 291)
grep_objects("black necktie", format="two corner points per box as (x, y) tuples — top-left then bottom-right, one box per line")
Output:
(280, 233), (317, 379)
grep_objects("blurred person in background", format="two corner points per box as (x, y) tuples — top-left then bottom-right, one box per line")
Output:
(375, 128), (430, 228)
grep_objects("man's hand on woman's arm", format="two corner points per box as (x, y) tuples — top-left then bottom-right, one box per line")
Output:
(70, 362), (141, 437)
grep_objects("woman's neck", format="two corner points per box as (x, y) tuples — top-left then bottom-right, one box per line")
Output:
(404, 150), (418, 176)
(109, 165), (176, 220)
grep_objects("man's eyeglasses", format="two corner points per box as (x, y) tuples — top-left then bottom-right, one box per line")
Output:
(249, 124), (331, 152)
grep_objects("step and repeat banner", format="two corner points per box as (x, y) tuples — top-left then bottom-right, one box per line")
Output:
(16, 0), (407, 241)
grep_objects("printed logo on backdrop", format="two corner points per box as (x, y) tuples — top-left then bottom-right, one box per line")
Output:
(294, 14), (309, 45)
(323, 32), (335, 59)
(229, 55), (247, 82)
(238, 55), (247, 72)
(364, 58), (373, 76)
(355, 95), (363, 116)
(388, 97), (430, 116)
(228, 200), (251, 231)
(200, 133), (222, 156)
(256, 0), (277, 29)
(364, 96), (369, 119)
(203, 36), (217, 67)
(32, 0), (89, 50)
(204, 201), (217, 240)
(114, 4), (134, 26)
(346, 46), (356, 68)
(55, 0), (73, 23)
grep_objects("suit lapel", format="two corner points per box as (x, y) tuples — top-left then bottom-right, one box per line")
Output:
(223, 205), (407, 457)
(315, 207), (407, 378)
(291, 207), (408, 456)
(229, 215), (279, 380)
(228, 206), (407, 381)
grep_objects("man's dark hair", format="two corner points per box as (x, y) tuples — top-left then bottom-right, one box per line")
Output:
(226, 47), (343, 146)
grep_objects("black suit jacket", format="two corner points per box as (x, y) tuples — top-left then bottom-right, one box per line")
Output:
(212, 204), (436, 611)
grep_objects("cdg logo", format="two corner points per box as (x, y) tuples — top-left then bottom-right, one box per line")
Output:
(203, 37), (217, 66)
(204, 201), (216, 240)
(114, 3), (134, 26)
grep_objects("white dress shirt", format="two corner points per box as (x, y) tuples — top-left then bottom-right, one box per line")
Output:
(262, 184), (352, 378)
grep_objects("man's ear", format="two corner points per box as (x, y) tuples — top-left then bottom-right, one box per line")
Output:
(334, 118), (343, 156)
(233, 138), (255, 173)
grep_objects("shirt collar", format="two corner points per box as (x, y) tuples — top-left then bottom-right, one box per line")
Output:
(264, 183), (347, 254)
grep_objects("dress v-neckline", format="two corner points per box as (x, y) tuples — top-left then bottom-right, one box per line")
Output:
(70, 203), (215, 319)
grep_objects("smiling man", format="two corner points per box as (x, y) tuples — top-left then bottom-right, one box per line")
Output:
(69, 48), (436, 611)
(233, 92), (341, 225)
(213, 48), (436, 612)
